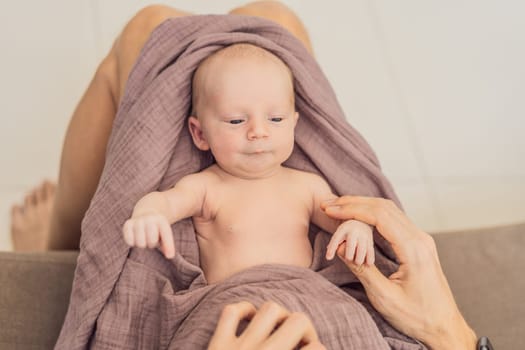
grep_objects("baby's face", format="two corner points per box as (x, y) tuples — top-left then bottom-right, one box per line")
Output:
(189, 56), (298, 179)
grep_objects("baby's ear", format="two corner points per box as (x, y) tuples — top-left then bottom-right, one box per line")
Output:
(188, 116), (210, 151)
(293, 111), (299, 125)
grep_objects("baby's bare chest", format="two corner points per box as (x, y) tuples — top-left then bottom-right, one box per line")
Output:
(196, 182), (312, 238)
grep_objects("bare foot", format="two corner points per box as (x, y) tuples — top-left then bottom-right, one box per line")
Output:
(10, 180), (56, 251)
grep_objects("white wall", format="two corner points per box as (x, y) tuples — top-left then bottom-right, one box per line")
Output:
(1, 0), (524, 250)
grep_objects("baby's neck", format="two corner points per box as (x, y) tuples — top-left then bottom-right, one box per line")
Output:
(212, 164), (286, 182)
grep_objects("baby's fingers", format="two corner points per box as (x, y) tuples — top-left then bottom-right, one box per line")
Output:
(122, 219), (146, 247)
(134, 221), (147, 248)
(145, 221), (160, 249)
(366, 238), (376, 266)
(326, 228), (347, 260)
(123, 220), (135, 246)
(354, 240), (368, 265)
(159, 219), (176, 259)
(345, 235), (358, 261)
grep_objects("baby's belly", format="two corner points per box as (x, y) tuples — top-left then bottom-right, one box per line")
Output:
(196, 227), (313, 284)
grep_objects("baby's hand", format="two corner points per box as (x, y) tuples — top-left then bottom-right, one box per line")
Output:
(122, 211), (176, 259)
(325, 219), (375, 266)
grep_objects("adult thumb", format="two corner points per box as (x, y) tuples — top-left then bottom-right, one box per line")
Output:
(336, 244), (392, 298)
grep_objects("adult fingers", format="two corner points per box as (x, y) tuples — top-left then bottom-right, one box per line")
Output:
(240, 301), (290, 345)
(209, 301), (257, 347)
(322, 196), (398, 238)
(263, 312), (319, 349)
(158, 219), (175, 259)
(336, 243), (394, 304)
(300, 341), (326, 350)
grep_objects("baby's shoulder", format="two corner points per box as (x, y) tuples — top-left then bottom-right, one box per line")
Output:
(283, 167), (332, 196)
(175, 165), (221, 189)
(284, 167), (328, 185)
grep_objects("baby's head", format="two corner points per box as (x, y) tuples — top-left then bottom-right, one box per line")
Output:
(188, 43), (299, 179)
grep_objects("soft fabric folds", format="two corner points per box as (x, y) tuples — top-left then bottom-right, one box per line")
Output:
(56, 15), (424, 350)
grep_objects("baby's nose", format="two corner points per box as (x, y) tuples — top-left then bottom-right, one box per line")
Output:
(247, 119), (269, 139)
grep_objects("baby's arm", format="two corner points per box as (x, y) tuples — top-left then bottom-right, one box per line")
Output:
(309, 174), (375, 266)
(309, 174), (340, 234)
(122, 173), (206, 259)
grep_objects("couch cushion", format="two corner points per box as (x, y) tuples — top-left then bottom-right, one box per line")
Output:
(434, 222), (525, 350)
(0, 251), (78, 349)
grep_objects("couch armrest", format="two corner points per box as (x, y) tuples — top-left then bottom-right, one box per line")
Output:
(433, 222), (525, 350)
(0, 251), (78, 349)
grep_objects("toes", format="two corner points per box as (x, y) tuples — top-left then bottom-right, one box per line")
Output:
(35, 180), (52, 201)
(10, 182), (54, 252)
(29, 191), (38, 206)
(43, 179), (57, 190)
(24, 192), (35, 207)
(36, 183), (46, 202)
(10, 205), (26, 231)
(22, 180), (56, 208)
(11, 204), (23, 219)
(43, 180), (57, 198)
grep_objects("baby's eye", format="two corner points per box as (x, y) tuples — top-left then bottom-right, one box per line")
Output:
(270, 116), (283, 122)
(229, 119), (244, 125)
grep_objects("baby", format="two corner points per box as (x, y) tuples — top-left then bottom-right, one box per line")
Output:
(122, 43), (375, 284)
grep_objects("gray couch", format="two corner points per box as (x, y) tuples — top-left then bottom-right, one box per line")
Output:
(1, 223), (524, 349)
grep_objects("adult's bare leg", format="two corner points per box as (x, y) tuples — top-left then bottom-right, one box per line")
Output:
(11, 5), (192, 251)
(10, 1), (314, 251)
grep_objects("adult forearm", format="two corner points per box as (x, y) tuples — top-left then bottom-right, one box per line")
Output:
(424, 312), (477, 350)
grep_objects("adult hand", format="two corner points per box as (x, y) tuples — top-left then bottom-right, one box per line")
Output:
(208, 301), (326, 350)
(321, 196), (477, 350)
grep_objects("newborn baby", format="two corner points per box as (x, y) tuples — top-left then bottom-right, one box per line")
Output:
(122, 43), (375, 284)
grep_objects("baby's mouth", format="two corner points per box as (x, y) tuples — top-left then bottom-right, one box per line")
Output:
(246, 148), (269, 155)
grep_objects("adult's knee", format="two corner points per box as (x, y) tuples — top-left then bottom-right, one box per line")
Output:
(100, 4), (192, 104)
(124, 4), (186, 37)
(229, 1), (313, 53)
(230, 1), (293, 25)
(116, 4), (188, 54)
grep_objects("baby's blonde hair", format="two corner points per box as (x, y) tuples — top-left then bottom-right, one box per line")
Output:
(191, 43), (294, 117)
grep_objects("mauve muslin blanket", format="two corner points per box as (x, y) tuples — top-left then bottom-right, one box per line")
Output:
(56, 15), (426, 349)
